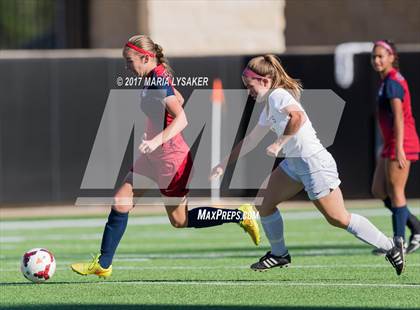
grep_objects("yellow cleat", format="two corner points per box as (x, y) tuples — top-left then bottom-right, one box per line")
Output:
(70, 254), (112, 279)
(238, 204), (260, 246)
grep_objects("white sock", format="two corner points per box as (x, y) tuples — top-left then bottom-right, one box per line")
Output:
(346, 213), (393, 251)
(261, 210), (288, 256)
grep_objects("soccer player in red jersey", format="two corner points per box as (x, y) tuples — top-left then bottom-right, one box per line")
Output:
(71, 35), (259, 278)
(371, 40), (420, 254)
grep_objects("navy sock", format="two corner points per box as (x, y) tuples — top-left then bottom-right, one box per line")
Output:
(385, 197), (420, 234)
(406, 207), (420, 234)
(187, 207), (243, 228)
(390, 206), (409, 240)
(99, 209), (129, 268)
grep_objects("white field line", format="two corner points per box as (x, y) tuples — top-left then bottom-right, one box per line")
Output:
(2, 263), (420, 272)
(3, 278), (419, 289)
(96, 281), (420, 289)
(114, 248), (369, 257)
(0, 231), (317, 243)
(0, 248), (385, 261)
(0, 239), (363, 250)
(0, 248), (371, 259)
(0, 249), (371, 260)
(0, 249), (366, 265)
(0, 233), (196, 243)
(0, 245), (16, 250)
(0, 234), (102, 243)
(2, 207), (418, 231)
(0, 217), (168, 231)
(112, 263), (420, 270)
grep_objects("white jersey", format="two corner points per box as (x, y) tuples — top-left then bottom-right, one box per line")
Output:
(258, 88), (324, 157)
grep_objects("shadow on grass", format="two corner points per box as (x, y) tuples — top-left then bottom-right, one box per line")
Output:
(1, 305), (416, 310)
(0, 277), (391, 287)
(0, 279), (304, 286)
(36, 245), (374, 262)
(111, 244), (373, 259)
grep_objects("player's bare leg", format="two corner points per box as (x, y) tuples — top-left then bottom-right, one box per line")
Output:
(313, 187), (350, 229)
(251, 168), (303, 271)
(386, 159), (410, 207)
(372, 157), (388, 200)
(256, 168), (303, 217)
(314, 187), (405, 275)
(386, 159), (420, 253)
(71, 173), (150, 278)
(164, 196), (189, 228)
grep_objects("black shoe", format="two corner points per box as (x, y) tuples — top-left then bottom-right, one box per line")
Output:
(385, 237), (406, 276)
(406, 233), (420, 254)
(250, 251), (291, 271)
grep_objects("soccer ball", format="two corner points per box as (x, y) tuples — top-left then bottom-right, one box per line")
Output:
(20, 248), (56, 283)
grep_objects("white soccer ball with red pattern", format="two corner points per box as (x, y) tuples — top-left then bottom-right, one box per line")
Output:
(20, 248), (56, 283)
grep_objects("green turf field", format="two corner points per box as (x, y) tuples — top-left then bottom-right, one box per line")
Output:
(1, 207), (419, 310)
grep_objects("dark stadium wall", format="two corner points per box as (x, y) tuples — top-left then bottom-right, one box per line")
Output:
(0, 53), (419, 203)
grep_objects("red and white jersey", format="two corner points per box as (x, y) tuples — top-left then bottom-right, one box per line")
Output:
(377, 68), (419, 159)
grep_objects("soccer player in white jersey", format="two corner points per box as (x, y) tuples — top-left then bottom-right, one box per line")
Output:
(211, 54), (406, 275)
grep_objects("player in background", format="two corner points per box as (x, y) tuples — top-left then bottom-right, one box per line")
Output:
(71, 35), (259, 278)
(211, 55), (406, 275)
(370, 40), (420, 255)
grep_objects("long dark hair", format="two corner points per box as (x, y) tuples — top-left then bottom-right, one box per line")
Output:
(373, 39), (399, 70)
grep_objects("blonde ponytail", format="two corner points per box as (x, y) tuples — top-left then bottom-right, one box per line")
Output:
(126, 35), (173, 74)
(153, 43), (173, 74)
(247, 54), (302, 100)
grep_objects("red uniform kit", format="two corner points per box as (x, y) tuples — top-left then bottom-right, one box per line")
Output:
(377, 68), (420, 161)
(131, 64), (193, 197)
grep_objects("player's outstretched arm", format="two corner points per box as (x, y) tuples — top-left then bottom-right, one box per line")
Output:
(210, 124), (270, 179)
